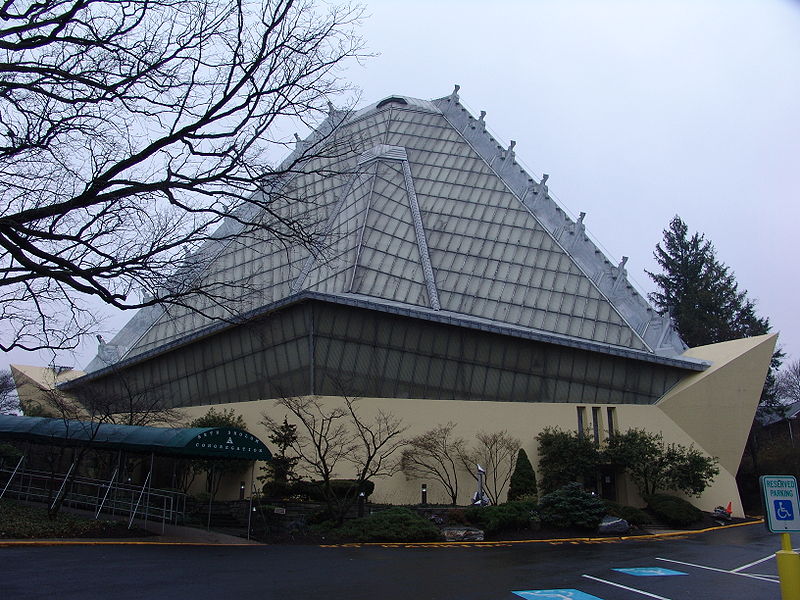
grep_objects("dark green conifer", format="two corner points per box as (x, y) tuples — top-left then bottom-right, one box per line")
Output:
(507, 448), (537, 501)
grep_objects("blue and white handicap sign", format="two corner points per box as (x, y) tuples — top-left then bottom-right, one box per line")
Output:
(513, 591), (603, 600)
(613, 567), (687, 576)
(775, 500), (794, 521)
(761, 475), (800, 532)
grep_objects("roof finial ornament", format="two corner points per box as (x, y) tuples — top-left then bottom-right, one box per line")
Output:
(538, 173), (549, 196)
(578, 212), (586, 225)
(507, 140), (516, 160)
(617, 256), (628, 273)
(294, 133), (303, 150)
(479, 110), (486, 128)
(327, 100), (335, 115)
(451, 84), (460, 101)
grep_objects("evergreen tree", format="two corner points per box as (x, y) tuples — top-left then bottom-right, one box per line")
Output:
(647, 216), (782, 406)
(259, 418), (300, 497)
(647, 216), (771, 348)
(507, 448), (538, 501)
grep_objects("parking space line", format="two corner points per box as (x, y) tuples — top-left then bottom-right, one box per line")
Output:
(730, 549), (792, 573)
(655, 557), (778, 584)
(581, 574), (673, 599)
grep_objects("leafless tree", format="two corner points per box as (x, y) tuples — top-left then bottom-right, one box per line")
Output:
(268, 394), (406, 521)
(459, 430), (520, 505)
(400, 422), (465, 505)
(0, 369), (18, 414)
(0, 0), (364, 353)
(776, 359), (800, 405)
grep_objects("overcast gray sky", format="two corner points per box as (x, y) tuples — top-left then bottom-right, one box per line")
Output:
(4, 0), (798, 374)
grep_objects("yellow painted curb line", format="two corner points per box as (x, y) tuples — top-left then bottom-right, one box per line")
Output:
(0, 519), (763, 549)
(0, 539), (262, 547)
(318, 518), (765, 549)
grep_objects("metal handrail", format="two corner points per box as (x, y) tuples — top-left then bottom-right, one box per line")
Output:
(0, 465), (186, 526)
(51, 461), (76, 511)
(0, 455), (24, 500)
(128, 470), (152, 529)
(95, 467), (118, 519)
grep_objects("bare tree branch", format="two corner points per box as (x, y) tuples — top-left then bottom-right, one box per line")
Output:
(459, 430), (520, 505)
(272, 392), (405, 522)
(0, 0), (365, 352)
(401, 422), (464, 506)
(776, 359), (800, 405)
(0, 369), (19, 414)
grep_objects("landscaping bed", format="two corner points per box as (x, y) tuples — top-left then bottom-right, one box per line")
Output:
(248, 489), (760, 545)
(0, 499), (153, 539)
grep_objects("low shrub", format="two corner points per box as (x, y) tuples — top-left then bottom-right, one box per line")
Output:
(445, 509), (468, 525)
(261, 480), (293, 499)
(538, 482), (606, 529)
(602, 501), (651, 527)
(293, 479), (375, 502)
(0, 500), (149, 539)
(464, 500), (538, 535)
(643, 494), (703, 527)
(321, 507), (442, 542)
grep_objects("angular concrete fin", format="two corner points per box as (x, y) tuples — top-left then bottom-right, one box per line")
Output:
(657, 334), (777, 474)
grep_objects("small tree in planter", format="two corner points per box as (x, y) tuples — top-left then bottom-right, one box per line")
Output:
(271, 394), (407, 524)
(603, 428), (719, 497)
(401, 423), (465, 506)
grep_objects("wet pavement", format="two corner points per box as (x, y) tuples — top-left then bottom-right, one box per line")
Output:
(3, 522), (788, 599)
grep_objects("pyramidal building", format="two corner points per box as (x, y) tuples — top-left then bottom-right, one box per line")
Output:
(65, 89), (775, 512)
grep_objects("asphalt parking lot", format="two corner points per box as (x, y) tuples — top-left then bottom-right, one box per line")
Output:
(2, 523), (788, 599)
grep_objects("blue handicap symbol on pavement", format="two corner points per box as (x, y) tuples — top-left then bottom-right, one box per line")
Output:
(775, 500), (794, 521)
(512, 591), (603, 600)
(613, 567), (687, 577)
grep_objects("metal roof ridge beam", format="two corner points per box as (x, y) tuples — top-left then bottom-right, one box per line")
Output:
(401, 160), (441, 311)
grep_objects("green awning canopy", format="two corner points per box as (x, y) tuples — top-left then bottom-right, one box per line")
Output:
(0, 415), (271, 460)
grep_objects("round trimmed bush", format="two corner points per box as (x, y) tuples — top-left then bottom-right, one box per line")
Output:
(643, 494), (702, 527)
(327, 507), (442, 542)
(538, 482), (606, 529)
(602, 500), (651, 527)
(464, 500), (538, 535)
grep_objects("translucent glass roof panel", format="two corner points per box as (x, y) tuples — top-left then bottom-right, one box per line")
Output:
(108, 97), (660, 366)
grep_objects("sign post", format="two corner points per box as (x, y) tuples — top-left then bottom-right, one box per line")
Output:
(761, 475), (800, 600)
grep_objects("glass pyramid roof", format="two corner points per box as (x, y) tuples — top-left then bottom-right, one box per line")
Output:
(86, 91), (693, 373)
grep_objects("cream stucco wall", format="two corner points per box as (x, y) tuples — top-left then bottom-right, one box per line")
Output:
(11, 334), (774, 518)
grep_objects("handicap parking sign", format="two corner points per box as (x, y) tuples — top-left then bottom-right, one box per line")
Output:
(761, 475), (800, 532)
(775, 500), (794, 521)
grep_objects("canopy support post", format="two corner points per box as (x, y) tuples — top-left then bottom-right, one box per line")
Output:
(144, 452), (154, 529)
(247, 461), (255, 540)
(207, 464), (215, 531)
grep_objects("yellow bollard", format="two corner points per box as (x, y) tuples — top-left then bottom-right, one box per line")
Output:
(777, 533), (800, 600)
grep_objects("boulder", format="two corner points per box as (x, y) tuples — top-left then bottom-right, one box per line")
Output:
(441, 526), (485, 542)
(597, 515), (630, 535)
